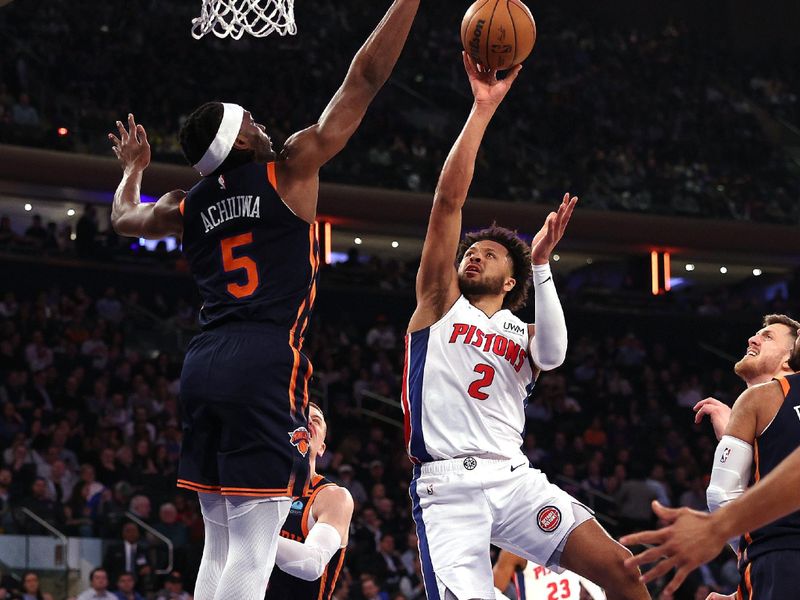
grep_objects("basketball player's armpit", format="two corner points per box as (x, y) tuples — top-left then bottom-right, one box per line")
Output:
(275, 522), (341, 580)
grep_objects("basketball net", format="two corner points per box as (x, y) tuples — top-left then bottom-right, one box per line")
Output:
(192, 0), (296, 39)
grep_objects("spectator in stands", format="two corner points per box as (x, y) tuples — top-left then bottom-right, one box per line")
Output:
(113, 572), (144, 600)
(11, 93), (39, 128)
(614, 463), (659, 535)
(17, 477), (65, 534)
(44, 459), (76, 505)
(75, 204), (98, 259)
(336, 464), (368, 507)
(96, 288), (123, 323)
(23, 215), (47, 247)
(366, 315), (397, 350)
(103, 522), (152, 591)
(360, 575), (389, 600)
(20, 571), (54, 600)
(76, 568), (114, 600)
(0, 467), (13, 532)
(154, 571), (192, 600)
(154, 502), (188, 548)
(24, 331), (53, 373)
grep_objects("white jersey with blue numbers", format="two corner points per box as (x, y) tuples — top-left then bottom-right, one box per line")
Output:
(401, 295), (535, 462)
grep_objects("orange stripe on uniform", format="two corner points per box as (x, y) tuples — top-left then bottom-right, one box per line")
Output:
(267, 162), (278, 190)
(301, 481), (336, 538)
(744, 562), (753, 600)
(287, 224), (317, 415)
(322, 549), (346, 600)
(777, 376), (790, 397)
(179, 198), (186, 216)
(177, 479), (221, 493)
(298, 225), (320, 350)
(743, 441), (761, 546)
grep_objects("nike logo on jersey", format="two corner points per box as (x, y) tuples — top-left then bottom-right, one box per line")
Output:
(538, 276), (552, 285)
(448, 323), (528, 373)
(511, 463), (526, 472)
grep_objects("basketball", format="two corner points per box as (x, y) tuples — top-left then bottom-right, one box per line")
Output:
(461, 0), (537, 70)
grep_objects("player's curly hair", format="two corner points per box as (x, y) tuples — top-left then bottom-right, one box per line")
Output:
(178, 101), (252, 176)
(456, 224), (532, 312)
(763, 314), (800, 371)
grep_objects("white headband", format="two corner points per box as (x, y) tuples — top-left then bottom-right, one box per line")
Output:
(193, 103), (245, 176)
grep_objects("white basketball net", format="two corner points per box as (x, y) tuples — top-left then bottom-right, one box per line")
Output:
(191, 0), (297, 40)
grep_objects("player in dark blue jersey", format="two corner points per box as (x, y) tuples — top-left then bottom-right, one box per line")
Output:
(108, 2), (421, 598)
(266, 402), (353, 600)
(695, 315), (800, 600)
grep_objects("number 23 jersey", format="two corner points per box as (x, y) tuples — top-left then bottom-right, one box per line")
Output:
(402, 295), (535, 462)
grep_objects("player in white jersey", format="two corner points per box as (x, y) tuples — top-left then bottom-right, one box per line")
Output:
(493, 549), (606, 600)
(402, 54), (650, 600)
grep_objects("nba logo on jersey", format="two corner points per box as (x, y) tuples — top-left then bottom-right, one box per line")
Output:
(218, 174), (226, 189)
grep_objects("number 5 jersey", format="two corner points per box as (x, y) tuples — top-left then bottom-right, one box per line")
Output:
(181, 160), (319, 340)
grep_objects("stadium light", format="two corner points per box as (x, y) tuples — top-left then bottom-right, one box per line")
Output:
(354, 237), (362, 245)
(685, 264), (695, 271)
(391, 241), (399, 248)
(24, 203), (32, 211)
(752, 268), (762, 276)
(720, 266), (728, 274)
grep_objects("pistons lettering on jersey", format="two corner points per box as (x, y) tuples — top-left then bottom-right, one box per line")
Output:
(531, 565), (554, 580)
(200, 195), (261, 233)
(448, 323), (528, 372)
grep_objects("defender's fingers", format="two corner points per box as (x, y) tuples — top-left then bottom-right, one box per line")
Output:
(640, 555), (679, 585)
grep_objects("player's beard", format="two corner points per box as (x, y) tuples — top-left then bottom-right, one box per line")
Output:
(458, 271), (506, 298)
(733, 354), (777, 383)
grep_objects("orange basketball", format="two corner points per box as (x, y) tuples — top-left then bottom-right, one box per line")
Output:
(461, 0), (537, 70)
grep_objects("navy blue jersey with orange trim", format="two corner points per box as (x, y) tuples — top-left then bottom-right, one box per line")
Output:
(738, 373), (800, 566)
(265, 475), (346, 600)
(181, 161), (319, 340)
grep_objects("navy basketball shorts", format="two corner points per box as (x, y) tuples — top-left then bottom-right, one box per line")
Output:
(177, 322), (312, 498)
(737, 551), (799, 600)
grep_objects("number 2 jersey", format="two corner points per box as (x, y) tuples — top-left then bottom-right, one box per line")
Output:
(401, 295), (536, 462)
(180, 161), (319, 341)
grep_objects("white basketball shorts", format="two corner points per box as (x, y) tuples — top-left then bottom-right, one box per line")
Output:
(409, 456), (593, 600)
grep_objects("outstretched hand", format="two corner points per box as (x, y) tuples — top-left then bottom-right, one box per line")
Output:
(693, 397), (731, 441)
(619, 501), (727, 595)
(463, 52), (522, 108)
(108, 113), (151, 174)
(530, 193), (578, 265)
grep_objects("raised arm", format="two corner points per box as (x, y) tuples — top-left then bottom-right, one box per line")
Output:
(407, 54), (521, 333)
(109, 114), (184, 239)
(281, 0), (421, 175)
(526, 194), (576, 372)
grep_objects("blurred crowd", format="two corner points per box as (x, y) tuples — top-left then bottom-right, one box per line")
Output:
(1, 2), (798, 223)
(2, 253), (796, 599)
